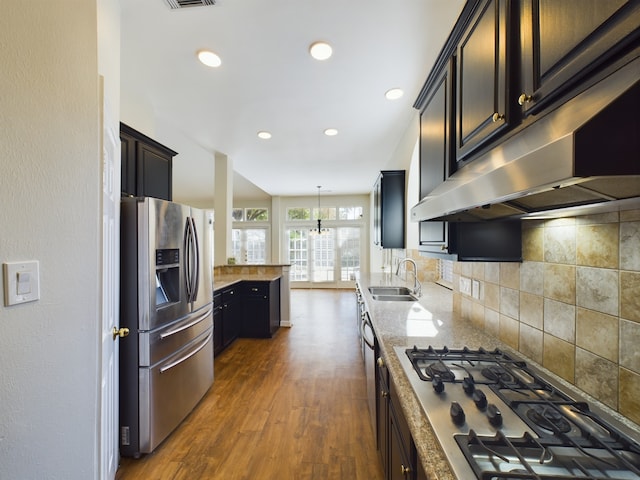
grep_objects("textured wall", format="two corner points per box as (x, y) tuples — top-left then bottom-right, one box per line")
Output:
(0, 2), (101, 478)
(452, 209), (640, 425)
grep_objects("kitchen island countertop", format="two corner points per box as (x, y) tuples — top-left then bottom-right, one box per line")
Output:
(213, 273), (282, 292)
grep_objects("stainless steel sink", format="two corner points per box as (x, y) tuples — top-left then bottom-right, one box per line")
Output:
(368, 286), (414, 296)
(370, 294), (418, 302)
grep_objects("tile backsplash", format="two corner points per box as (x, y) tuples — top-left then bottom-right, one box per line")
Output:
(449, 209), (640, 424)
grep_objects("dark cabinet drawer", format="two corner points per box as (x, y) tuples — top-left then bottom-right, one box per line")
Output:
(242, 282), (269, 297)
(222, 286), (238, 303)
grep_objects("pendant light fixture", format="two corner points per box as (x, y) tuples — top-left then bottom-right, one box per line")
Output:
(312, 186), (327, 234)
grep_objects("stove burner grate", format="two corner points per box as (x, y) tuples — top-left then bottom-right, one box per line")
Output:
(456, 429), (640, 480)
(425, 362), (455, 381)
(526, 405), (572, 434)
(482, 365), (514, 384)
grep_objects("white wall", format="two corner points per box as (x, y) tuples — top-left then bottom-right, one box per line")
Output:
(369, 114), (420, 272)
(0, 2), (102, 478)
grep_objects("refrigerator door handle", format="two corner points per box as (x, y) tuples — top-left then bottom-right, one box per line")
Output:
(183, 216), (200, 304)
(159, 331), (213, 374)
(159, 307), (213, 340)
(190, 217), (200, 302)
(184, 218), (192, 302)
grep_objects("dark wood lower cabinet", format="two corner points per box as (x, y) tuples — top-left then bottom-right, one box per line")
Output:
(221, 285), (241, 350)
(213, 292), (223, 355)
(377, 355), (424, 480)
(376, 356), (390, 476)
(214, 279), (282, 355)
(241, 279), (281, 338)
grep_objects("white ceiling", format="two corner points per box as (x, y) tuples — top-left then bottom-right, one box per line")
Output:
(120, 0), (465, 199)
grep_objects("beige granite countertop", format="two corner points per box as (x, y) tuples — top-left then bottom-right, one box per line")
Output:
(356, 272), (640, 480)
(214, 273), (282, 292)
(358, 272), (499, 480)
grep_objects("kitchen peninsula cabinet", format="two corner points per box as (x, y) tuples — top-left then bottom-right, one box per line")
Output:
(519, 0), (640, 116)
(120, 123), (177, 201)
(213, 292), (223, 355)
(373, 170), (405, 249)
(240, 279), (281, 338)
(220, 285), (241, 350)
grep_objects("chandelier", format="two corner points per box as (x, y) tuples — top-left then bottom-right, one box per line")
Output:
(312, 186), (328, 234)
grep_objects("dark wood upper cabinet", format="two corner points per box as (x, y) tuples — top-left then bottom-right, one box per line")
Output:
(120, 123), (177, 201)
(373, 171), (406, 249)
(419, 58), (454, 199)
(456, 0), (513, 163)
(416, 0), (639, 169)
(519, 0), (640, 115)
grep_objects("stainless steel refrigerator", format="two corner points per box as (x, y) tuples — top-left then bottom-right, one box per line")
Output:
(119, 197), (214, 458)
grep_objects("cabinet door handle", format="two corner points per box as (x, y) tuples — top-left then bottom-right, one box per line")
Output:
(518, 93), (533, 105)
(401, 465), (411, 476)
(492, 112), (504, 122)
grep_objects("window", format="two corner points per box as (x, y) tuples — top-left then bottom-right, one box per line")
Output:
(338, 227), (360, 281)
(245, 208), (268, 221)
(338, 206), (363, 220)
(286, 227), (361, 285)
(231, 206), (269, 264)
(233, 207), (269, 221)
(231, 228), (267, 264)
(232, 208), (243, 221)
(287, 208), (311, 220)
(287, 229), (308, 281)
(285, 201), (364, 287)
(311, 229), (335, 282)
(313, 207), (336, 220)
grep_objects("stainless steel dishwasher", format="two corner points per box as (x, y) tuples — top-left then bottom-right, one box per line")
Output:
(361, 311), (377, 431)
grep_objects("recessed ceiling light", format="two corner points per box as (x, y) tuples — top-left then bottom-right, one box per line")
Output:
(197, 50), (222, 68)
(324, 128), (338, 136)
(385, 88), (404, 100)
(257, 131), (272, 140)
(309, 41), (333, 61)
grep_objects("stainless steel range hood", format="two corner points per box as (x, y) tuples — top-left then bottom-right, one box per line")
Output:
(411, 58), (640, 223)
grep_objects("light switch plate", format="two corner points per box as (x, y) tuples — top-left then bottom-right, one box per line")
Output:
(3, 261), (40, 306)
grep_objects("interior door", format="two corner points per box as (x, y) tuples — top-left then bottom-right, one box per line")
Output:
(99, 80), (119, 480)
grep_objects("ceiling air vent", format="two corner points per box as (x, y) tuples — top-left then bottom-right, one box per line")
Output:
(164, 0), (215, 9)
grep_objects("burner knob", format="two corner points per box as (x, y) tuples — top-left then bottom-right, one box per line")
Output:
(487, 403), (503, 427)
(462, 377), (475, 394)
(472, 389), (487, 410)
(450, 402), (465, 425)
(432, 376), (445, 393)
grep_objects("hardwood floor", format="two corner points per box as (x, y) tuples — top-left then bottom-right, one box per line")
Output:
(116, 289), (384, 480)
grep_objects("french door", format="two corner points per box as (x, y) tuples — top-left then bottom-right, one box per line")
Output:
(287, 227), (361, 287)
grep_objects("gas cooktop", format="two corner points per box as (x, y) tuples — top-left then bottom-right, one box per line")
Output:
(395, 345), (640, 479)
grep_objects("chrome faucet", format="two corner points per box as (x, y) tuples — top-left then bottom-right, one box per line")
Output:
(396, 258), (422, 297)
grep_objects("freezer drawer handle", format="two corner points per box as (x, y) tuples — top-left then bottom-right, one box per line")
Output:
(159, 307), (213, 340)
(159, 331), (212, 374)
